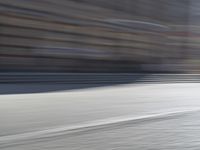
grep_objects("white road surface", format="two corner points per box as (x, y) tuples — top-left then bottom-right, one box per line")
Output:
(1, 83), (200, 149)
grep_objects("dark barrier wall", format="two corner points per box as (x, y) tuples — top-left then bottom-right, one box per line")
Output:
(0, 0), (190, 72)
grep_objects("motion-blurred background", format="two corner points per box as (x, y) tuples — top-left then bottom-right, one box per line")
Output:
(0, 0), (199, 73)
(3, 2), (200, 150)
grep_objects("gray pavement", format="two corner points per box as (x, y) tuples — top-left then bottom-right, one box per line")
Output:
(1, 82), (200, 149)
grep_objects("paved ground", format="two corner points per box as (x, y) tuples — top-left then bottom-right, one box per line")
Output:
(1, 82), (200, 149)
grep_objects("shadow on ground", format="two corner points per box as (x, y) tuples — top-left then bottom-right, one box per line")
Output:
(0, 74), (146, 95)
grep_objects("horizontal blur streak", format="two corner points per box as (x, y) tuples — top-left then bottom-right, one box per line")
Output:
(0, 0), (199, 73)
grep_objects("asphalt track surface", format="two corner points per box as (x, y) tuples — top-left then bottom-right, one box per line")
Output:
(1, 79), (200, 149)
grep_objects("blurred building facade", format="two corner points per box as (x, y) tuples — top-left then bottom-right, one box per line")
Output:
(0, 0), (196, 72)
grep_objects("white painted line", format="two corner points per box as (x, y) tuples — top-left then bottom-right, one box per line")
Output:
(0, 107), (200, 147)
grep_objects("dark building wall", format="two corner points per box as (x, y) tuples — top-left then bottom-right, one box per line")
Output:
(0, 0), (190, 72)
